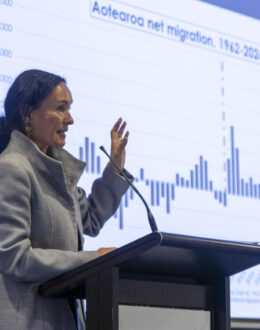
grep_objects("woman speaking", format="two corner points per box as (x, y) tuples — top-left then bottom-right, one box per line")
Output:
(0, 69), (132, 330)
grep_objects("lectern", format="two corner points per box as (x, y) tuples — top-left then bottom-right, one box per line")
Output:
(39, 232), (260, 330)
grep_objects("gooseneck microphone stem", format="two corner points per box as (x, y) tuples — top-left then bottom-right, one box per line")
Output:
(99, 146), (158, 232)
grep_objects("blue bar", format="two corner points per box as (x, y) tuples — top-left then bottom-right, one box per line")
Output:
(176, 173), (180, 186)
(200, 156), (204, 190)
(227, 159), (231, 194)
(195, 165), (199, 189)
(214, 190), (218, 199)
(223, 192), (227, 206)
(140, 168), (144, 181)
(124, 191), (128, 207)
(219, 191), (222, 204)
(171, 184), (175, 200)
(91, 142), (95, 173)
(245, 183), (249, 197)
(166, 183), (170, 214)
(249, 178), (253, 197)
(204, 161), (208, 191)
(241, 179), (244, 196)
(181, 177), (185, 187)
(151, 180), (154, 206)
(190, 170), (194, 188)
(130, 187), (134, 200)
(199, 0), (260, 21)
(254, 184), (257, 198)
(236, 148), (240, 195)
(85, 137), (89, 172)
(146, 179), (150, 186)
(161, 182), (165, 197)
(156, 181), (160, 206)
(231, 127), (236, 194)
(119, 202), (123, 230)
(96, 156), (101, 174)
(209, 181), (213, 191)
(79, 146), (83, 161)
(186, 180), (189, 188)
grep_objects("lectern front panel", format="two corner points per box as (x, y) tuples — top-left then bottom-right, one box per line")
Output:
(119, 306), (210, 330)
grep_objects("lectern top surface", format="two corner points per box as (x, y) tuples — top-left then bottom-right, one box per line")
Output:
(39, 232), (260, 298)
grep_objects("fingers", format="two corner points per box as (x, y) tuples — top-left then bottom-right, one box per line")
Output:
(97, 247), (117, 256)
(110, 117), (129, 171)
(111, 117), (122, 133)
(118, 121), (127, 137)
(120, 130), (129, 148)
(111, 118), (127, 139)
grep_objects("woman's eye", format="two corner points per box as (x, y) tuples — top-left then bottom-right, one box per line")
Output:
(57, 105), (66, 112)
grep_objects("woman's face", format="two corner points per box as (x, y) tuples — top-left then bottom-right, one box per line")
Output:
(26, 82), (74, 153)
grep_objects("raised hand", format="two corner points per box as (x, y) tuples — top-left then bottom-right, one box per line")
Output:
(109, 118), (129, 173)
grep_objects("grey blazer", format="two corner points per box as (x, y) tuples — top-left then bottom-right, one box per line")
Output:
(0, 130), (131, 330)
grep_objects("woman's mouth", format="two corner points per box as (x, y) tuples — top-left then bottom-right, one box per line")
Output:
(57, 130), (67, 139)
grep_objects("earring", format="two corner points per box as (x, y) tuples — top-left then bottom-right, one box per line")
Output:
(25, 121), (32, 133)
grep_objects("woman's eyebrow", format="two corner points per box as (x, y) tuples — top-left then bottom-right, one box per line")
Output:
(57, 99), (73, 105)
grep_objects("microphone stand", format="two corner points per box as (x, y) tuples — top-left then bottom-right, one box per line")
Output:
(100, 146), (158, 232)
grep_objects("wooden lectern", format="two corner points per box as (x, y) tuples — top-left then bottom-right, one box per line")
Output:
(39, 232), (260, 330)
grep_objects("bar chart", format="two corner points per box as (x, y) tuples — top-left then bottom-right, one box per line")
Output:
(78, 125), (260, 229)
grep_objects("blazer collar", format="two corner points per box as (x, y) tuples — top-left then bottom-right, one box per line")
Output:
(9, 130), (86, 196)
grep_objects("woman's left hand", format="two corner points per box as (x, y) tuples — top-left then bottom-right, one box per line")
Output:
(109, 118), (129, 173)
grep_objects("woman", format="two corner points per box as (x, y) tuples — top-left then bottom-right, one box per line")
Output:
(0, 69), (132, 330)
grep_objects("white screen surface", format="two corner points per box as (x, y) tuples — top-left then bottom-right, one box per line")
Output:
(1, 0), (260, 319)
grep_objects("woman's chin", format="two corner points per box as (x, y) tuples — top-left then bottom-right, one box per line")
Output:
(53, 139), (66, 148)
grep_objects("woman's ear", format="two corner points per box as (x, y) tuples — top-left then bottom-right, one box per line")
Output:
(19, 104), (33, 133)
(19, 104), (33, 122)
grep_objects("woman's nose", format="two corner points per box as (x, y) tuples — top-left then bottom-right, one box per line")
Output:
(65, 110), (74, 125)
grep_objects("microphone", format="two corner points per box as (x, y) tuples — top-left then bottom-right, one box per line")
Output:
(99, 146), (158, 232)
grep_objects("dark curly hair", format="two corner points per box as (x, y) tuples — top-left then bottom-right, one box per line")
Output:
(0, 69), (66, 153)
